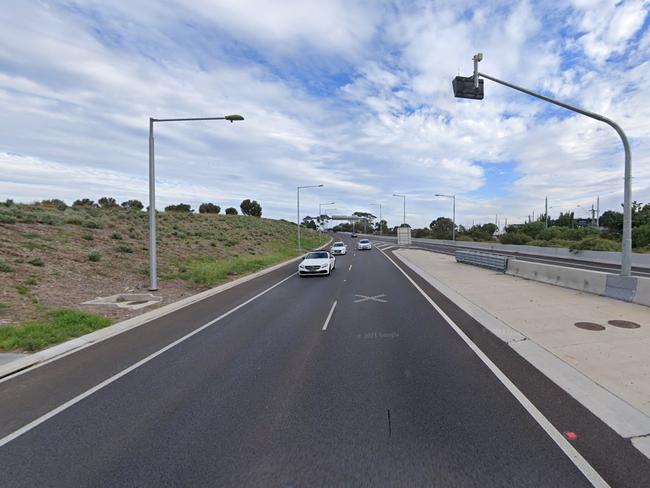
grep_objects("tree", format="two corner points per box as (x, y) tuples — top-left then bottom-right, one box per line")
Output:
(225, 207), (238, 215)
(121, 199), (144, 210)
(632, 202), (650, 227)
(302, 216), (318, 230)
(199, 203), (221, 214)
(555, 211), (574, 228)
(429, 217), (454, 239)
(98, 197), (119, 208)
(40, 199), (67, 210)
(72, 198), (97, 208)
(481, 223), (498, 236)
(240, 199), (262, 217)
(600, 210), (623, 234)
(374, 219), (389, 234)
(164, 203), (193, 213)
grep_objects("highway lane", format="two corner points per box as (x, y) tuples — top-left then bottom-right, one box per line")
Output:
(0, 236), (647, 486)
(369, 235), (650, 278)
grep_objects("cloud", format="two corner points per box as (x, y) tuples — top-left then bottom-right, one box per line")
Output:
(0, 0), (648, 229)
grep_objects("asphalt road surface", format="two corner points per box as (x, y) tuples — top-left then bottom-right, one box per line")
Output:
(368, 235), (650, 278)
(1, 235), (649, 487)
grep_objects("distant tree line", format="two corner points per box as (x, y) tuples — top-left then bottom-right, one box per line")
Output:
(41, 197), (263, 218)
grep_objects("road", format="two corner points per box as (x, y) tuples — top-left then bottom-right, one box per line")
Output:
(0, 236), (649, 486)
(368, 235), (650, 278)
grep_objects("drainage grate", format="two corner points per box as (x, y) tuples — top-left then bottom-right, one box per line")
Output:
(607, 320), (641, 329)
(574, 322), (605, 331)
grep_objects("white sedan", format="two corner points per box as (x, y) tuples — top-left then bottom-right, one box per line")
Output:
(357, 239), (372, 250)
(298, 251), (336, 276)
(331, 242), (347, 255)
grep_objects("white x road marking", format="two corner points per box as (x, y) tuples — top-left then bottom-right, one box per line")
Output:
(354, 294), (388, 303)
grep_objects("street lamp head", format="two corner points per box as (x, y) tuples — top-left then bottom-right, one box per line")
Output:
(473, 52), (483, 62)
(318, 184), (324, 187)
(224, 114), (244, 122)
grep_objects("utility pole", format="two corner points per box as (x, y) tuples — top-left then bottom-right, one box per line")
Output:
(545, 196), (549, 228)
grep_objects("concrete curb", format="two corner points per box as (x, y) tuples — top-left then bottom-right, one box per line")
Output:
(393, 250), (650, 460)
(0, 239), (332, 380)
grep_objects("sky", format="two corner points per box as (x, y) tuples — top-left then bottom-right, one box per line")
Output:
(0, 0), (649, 229)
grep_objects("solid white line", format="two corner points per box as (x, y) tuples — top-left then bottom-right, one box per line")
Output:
(348, 264), (352, 271)
(376, 248), (609, 488)
(0, 272), (297, 449)
(322, 301), (337, 331)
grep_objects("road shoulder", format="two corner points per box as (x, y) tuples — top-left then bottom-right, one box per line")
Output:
(393, 248), (650, 461)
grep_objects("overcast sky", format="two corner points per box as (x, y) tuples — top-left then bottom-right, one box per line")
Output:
(1, 0), (649, 228)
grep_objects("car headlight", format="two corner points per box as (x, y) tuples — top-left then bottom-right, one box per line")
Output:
(299, 264), (305, 269)
(320, 264), (329, 268)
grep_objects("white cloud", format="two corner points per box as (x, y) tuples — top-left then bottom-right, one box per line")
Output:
(0, 0), (648, 229)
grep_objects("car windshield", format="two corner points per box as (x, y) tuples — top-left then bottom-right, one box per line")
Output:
(333, 242), (345, 247)
(360, 240), (369, 243)
(305, 252), (328, 259)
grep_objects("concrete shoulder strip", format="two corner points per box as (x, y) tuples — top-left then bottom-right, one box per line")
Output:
(0, 240), (332, 380)
(393, 250), (650, 443)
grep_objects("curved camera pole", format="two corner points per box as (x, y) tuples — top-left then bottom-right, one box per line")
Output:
(470, 56), (632, 276)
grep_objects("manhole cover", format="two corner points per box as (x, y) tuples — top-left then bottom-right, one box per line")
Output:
(607, 320), (641, 329)
(574, 322), (605, 331)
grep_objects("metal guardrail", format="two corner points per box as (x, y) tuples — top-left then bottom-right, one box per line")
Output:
(456, 250), (508, 272)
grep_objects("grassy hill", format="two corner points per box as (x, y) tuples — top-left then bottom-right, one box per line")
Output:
(0, 202), (322, 351)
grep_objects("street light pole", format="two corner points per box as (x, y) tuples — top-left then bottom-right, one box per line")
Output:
(465, 54), (633, 276)
(147, 114), (244, 291)
(297, 184), (323, 251)
(393, 193), (406, 225)
(435, 194), (456, 244)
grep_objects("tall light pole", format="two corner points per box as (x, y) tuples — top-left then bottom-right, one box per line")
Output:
(435, 194), (456, 243)
(318, 201), (335, 243)
(297, 184), (323, 251)
(148, 114), (244, 291)
(455, 52), (633, 276)
(369, 203), (382, 235)
(393, 193), (406, 225)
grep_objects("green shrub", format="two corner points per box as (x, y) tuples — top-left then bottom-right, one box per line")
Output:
(111, 233), (123, 240)
(82, 234), (94, 241)
(632, 224), (650, 248)
(82, 220), (103, 229)
(570, 237), (620, 252)
(16, 285), (29, 295)
(116, 244), (134, 253)
(37, 213), (64, 226)
(0, 260), (15, 272)
(65, 216), (84, 225)
(27, 257), (44, 267)
(88, 251), (102, 262)
(499, 232), (531, 245)
(0, 213), (17, 224)
(456, 235), (474, 242)
(536, 226), (599, 241)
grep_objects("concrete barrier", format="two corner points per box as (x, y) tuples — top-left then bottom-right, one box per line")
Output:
(396, 236), (650, 268)
(506, 259), (650, 307)
(635, 277), (650, 307)
(506, 259), (607, 295)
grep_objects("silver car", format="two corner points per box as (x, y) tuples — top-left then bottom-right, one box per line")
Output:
(357, 239), (372, 250)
